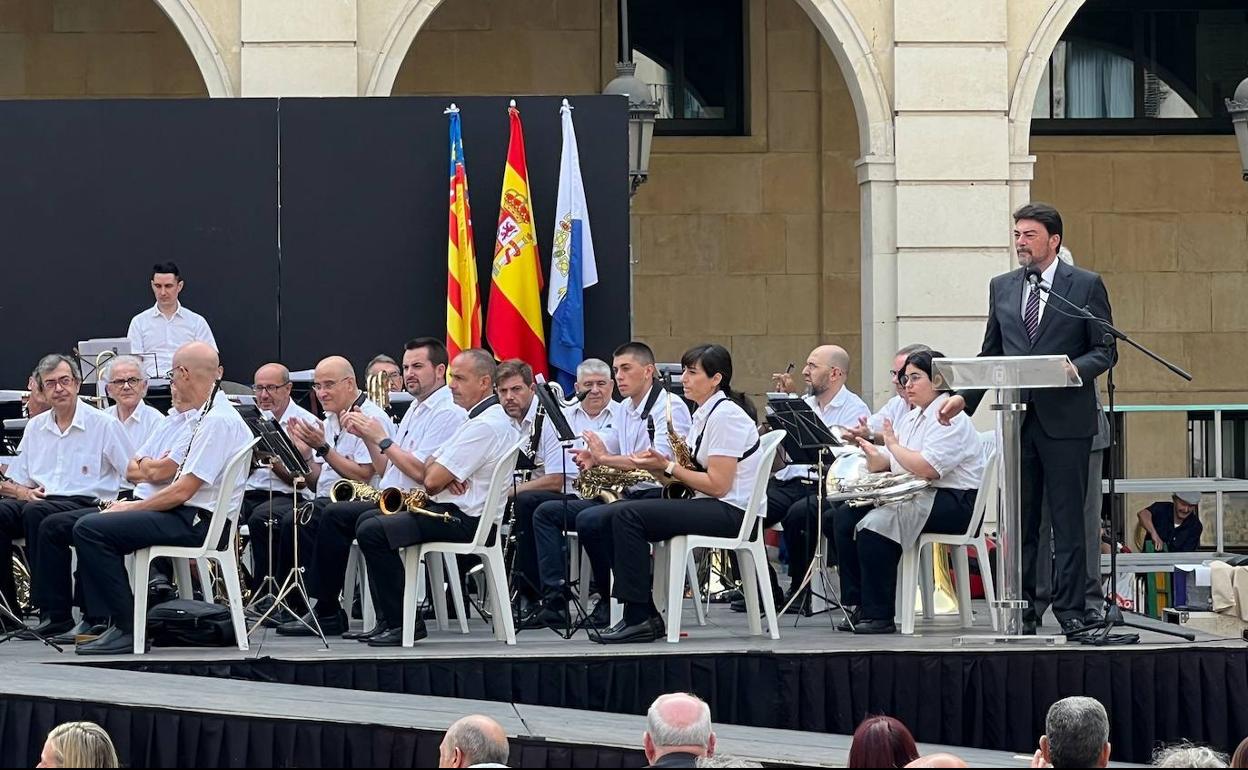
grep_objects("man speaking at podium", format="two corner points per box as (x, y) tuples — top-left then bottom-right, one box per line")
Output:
(939, 203), (1115, 636)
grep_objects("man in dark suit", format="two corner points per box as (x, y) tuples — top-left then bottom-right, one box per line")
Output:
(939, 203), (1115, 635)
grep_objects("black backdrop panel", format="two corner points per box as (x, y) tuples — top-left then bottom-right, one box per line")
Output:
(277, 96), (630, 373)
(0, 99), (279, 386)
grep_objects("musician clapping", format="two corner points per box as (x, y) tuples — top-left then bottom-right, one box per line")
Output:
(829, 349), (985, 635)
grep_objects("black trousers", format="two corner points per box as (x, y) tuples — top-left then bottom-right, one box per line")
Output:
(33, 505), (102, 620)
(1021, 412), (1093, 623)
(766, 479), (828, 591)
(509, 490), (573, 600)
(830, 489), (976, 621)
(0, 495), (98, 613)
(310, 500), (380, 611)
(73, 506), (210, 632)
(356, 502), (476, 627)
(609, 497), (745, 607)
(244, 494), (310, 594)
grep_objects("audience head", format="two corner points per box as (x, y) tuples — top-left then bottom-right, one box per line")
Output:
(312, 355), (358, 414)
(403, 337), (449, 400)
(38, 721), (118, 769)
(150, 260), (184, 310)
(1153, 743), (1228, 768)
(34, 354), (83, 413)
(438, 715), (510, 768)
(1041, 697), (1110, 769)
(904, 753), (967, 768)
(1232, 737), (1248, 769)
(804, 345), (850, 398)
(644, 693), (716, 765)
(575, 358), (613, 416)
(696, 756), (763, 768)
(847, 716), (920, 769)
(366, 354), (403, 392)
(103, 355), (149, 409)
(612, 341), (657, 400)
(252, 363), (293, 414)
(448, 349), (497, 409)
(495, 359), (536, 422)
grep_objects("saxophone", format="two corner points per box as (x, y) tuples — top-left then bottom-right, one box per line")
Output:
(659, 373), (695, 499)
(377, 486), (451, 521)
(573, 466), (655, 503)
(329, 479), (382, 504)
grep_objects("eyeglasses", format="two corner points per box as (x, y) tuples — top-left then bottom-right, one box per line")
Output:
(41, 376), (76, 391)
(252, 383), (290, 394)
(312, 377), (352, 392)
(897, 373), (928, 386)
(171, 365), (191, 380)
(108, 377), (146, 389)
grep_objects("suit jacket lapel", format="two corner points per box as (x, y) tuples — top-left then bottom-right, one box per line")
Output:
(1006, 269), (1028, 342)
(1030, 260), (1071, 348)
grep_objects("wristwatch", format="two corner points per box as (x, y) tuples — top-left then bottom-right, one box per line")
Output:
(378, 438), (395, 453)
(314, 443), (331, 458)
(663, 461), (677, 478)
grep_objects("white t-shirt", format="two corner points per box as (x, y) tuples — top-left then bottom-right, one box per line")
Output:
(378, 385), (466, 490)
(429, 403), (520, 519)
(314, 395), (395, 499)
(246, 399), (318, 496)
(7, 402), (132, 501)
(125, 302), (217, 377)
(774, 387), (871, 482)
(881, 394), (985, 490)
(687, 392), (764, 513)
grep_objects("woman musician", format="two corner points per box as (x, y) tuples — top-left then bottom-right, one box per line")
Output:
(829, 349), (987, 635)
(594, 344), (765, 644)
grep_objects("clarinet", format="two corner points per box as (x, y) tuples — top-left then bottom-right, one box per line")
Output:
(173, 380), (222, 482)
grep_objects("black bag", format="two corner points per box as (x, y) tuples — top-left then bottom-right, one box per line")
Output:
(147, 599), (236, 647)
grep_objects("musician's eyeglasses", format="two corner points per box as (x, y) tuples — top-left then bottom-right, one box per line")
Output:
(252, 384), (290, 394)
(108, 378), (145, 389)
(312, 377), (352, 392)
(41, 376), (76, 391)
(897, 373), (928, 386)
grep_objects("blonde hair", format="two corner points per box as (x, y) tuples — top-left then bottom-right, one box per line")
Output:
(47, 722), (119, 768)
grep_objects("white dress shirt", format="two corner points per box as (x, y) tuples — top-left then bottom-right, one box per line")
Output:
(246, 399), (319, 497)
(774, 386), (871, 482)
(378, 385), (466, 490)
(1019, 258), (1059, 326)
(132, 406), (199, 500)
(613, 387), (692, 492)
(515, 398), (563, 482)
(867, 394), (911, 434)
(687, 392), (765, 513)
(544, 400), (618, 493)
(106, 401), (165, 491)
(430, 403), (520, 519)
(126, 302), (218, 377)
(6, 402), (132, 501)
(314, 396), (395, 499)
(177, 393), (254, 512)
(881, 394), (985, 491)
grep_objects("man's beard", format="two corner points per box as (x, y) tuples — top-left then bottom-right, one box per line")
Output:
(807, 381), (825, 398)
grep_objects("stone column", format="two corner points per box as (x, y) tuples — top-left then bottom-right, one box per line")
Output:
(241, 0), (359, 96)
(858, 155), (898, 407)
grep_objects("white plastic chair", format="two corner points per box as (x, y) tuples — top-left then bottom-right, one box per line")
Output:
(399, 441), (523, 647)
(131, 437), (259, 654)
(898, 450), (1000, 635)
(652, 431), (787, 643)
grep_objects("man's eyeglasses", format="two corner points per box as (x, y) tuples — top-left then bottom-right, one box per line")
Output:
(252, 383), (290, 394)
(108, 377), (146, 389)
(41, 376), (76, 391)
(312, 377), (352, 392)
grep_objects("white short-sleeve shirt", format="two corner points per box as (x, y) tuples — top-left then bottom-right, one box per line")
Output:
(126, 302), (218, 378)
(314, 395), (395, 499)
(6, 402), (132, 501)
(687, 392), (764, 513)
(246, 399), (318, 496)
(881, 394), (985, 490)
(867, 394), (911, 434)
(430, 403), (520, 519)
(107, 402), (165, 490)
(774, 387), (871, 482)
(131, 407), (199, 501)
(178, 393), (255, 512)
(378, 385), (467, 490)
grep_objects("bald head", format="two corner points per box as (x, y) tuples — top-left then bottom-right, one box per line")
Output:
(905, 754), (968, 768)
(170, 342), (222, 410)
(439, 715), (509, 768)
(803, 345), (850, 400)
(175, 341), (220, 373)
(314, 355), (360, 413)
(315, 356), (355, 382)
(253, 363), (293, 414)
(645, 693), (715, 764)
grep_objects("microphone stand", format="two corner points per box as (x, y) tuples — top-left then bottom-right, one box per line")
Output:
(1030, 274), (1195, 644)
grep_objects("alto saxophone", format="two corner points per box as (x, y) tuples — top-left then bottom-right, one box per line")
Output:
(659, 373), (695, 499)
(573, 466), (655, 503)
(378, 486), (452, 521)
(329, 478), (383, 504)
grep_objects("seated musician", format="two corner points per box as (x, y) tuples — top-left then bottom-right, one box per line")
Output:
(861, 343), (930, 439)
(281, 339), (466, 638)
(125, 262), (218, 378)
(71, 341), (252, 654)
(365, 354), (404, 393)
(254, 356), (392, 626)
(355, 348), (518, 646)
(762, 345), (869, 614)
(100, 355), (164, 496)
(22, 371), (51, 419)
(596, 344), (765, 645)
(0, 355), (130, 637)
(828, 349), (985, 635)
(240, 363), (318, 601)
(515, 359), (618, 629)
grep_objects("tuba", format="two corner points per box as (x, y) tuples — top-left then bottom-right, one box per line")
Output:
(366, 371), (391, 414)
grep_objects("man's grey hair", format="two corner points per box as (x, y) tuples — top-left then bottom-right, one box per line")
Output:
(458, 348), (498, 383)
(647, 693), (713, 749)
(366, 354), (398, 372)
(444, 718), (510, 766)
(696, 756), (763, 768)
(102, 355), (146, 384)
(1045, 697), (1109, 768)
(577, 358), (611, 381)
(1153, 743), (1228, 768)
(896, 343), (931, 358)
(35, 354), (81, 389)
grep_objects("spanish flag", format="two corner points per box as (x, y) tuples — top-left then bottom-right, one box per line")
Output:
(446, 104), (481, 361)
(485, 101), (548, 376)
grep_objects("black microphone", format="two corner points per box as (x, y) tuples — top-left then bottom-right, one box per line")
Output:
(1025, 270), (1049, 290)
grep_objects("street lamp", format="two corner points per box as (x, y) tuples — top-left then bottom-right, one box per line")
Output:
(602, 0), (659, 196)
(1228, 71), (1248, 181)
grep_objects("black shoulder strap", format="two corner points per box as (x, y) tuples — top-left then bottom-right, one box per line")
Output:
(690, 398), (762, 467)
(639, 381), (665, 420)
(469, 394), (499, 419)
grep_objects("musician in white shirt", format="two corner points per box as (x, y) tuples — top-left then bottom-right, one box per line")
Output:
(101, 355), (164, 494)
(0, 355), (131, 636)
(596, 345), (765, 645)
(355, 349), (520, 647)
(281, 339), (466, 639)
(830, 349), (985, 635)
(125, 262), (218, 378)
(863, 343), (931, 437)
(72, 341), (253, 654)
(365, 354), (404, 393)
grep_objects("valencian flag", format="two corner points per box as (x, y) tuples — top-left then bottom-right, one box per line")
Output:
(485, 101), (548, 376)
(445, 104), (482, 361)
(547, 99), (598, 392)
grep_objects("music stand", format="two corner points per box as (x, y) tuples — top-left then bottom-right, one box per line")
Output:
(765, 397), (853, 628)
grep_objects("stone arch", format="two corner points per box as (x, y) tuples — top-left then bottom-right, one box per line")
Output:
(1009, 0), (1087, 158)
(154, 0), (234, 97)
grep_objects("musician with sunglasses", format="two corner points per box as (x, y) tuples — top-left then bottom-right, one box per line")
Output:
(69, 341), (252, 654)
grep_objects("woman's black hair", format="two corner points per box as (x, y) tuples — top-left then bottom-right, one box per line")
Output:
(680, 343), (758, 421)
(900, 349), (944, 384)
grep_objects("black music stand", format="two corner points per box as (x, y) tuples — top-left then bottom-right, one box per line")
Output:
(765, 396), (853, 629)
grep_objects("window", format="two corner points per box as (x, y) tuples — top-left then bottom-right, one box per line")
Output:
(1188, 409), (1248, 550)
(629, 0), (748, 136)
(1032, 0), (1248, 134)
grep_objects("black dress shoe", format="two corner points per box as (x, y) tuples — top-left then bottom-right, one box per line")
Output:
(276, 609), (347, 636)
(584, 602), (613, 629)
(1021, 618), (1038, 635)
(344, 623), (390, 641)
(367, 623), (426, 647)
(1084, 610), (1106, 627)
(1060, 617), (1091, 637)
(53, 621), (107, 646)
(591, 615), (664, 645)
(836, 607), (862, 633)
(27, 617), (75, 639)
(75, 626), (138, 655)
(852, 618), (897, 635)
